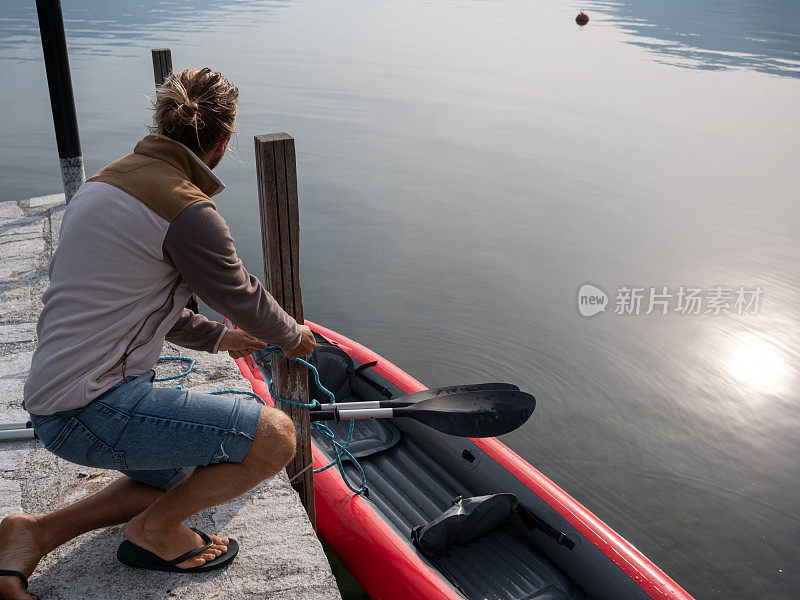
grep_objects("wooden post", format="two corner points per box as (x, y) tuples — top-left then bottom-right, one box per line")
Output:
(151, 48), (172, 86)
(254, 133), (315, 526)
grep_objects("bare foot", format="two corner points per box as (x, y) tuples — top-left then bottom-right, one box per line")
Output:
(0, 514), (45, 600)
(125, 515), (228, 570)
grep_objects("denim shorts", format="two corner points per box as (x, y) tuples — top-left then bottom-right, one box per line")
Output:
(30, 371), (263, 491)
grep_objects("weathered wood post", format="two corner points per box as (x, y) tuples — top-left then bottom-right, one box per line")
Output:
(36, 0), (85, 203)
(150, 48), (199, 313)
(254, 134), (316, 526)
(151, 48), (172, 86)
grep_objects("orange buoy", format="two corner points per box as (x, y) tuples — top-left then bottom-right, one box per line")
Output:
(576, 12), (589, 25)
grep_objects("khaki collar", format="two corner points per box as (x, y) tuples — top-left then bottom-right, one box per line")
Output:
(133, 134), (225, 197)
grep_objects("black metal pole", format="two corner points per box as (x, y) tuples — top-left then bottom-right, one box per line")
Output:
(36, 0), (84, 203)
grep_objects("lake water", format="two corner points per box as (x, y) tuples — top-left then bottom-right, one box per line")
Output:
(2, 1), (798, 598)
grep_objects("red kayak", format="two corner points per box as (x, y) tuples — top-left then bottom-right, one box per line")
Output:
(235, 321), (694, 600)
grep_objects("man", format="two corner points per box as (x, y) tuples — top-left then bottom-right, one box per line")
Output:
(0, 67), (315, 600)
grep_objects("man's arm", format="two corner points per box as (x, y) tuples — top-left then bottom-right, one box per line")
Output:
(165, 308), (227, 352)
(162, 200), (302, 350)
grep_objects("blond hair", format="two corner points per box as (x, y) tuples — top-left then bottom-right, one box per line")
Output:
(150, 67), (239, 156)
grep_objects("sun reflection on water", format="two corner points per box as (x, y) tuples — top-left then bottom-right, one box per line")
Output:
(723, 332), (794, 396)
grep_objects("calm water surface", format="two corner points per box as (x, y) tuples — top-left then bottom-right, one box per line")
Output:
(2, 1), (798, 598)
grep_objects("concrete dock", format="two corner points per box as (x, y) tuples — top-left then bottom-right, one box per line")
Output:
(0, 195), (342, 600)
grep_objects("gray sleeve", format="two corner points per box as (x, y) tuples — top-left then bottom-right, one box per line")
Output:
(165, 308), (227, 353)
(162, 201), (302, 349)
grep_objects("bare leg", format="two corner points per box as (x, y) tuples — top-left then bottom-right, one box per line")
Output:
(0, 405), (293, 597)
(0, 477), (166, 600)
(125, 406), (295, 570)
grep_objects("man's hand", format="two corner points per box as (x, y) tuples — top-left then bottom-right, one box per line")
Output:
(219, 329), (267, 359)
(282, 325), (316, 358)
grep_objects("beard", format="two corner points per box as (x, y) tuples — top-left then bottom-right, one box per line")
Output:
(208, 149), (224, 170)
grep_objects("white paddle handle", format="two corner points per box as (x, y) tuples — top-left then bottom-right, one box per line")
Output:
(319, 401), (381, 411)
(336, 407), (394, 420)
(310, 407), (396, 422)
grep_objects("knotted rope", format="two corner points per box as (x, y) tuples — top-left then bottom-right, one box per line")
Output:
(155, 350), (367, 494)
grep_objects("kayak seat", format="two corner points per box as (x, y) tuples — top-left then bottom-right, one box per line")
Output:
(308, 344), (356, 403)
(308, 344), (402, 459)
(412, 494), (582, 600)
(318, 415), (402, 459)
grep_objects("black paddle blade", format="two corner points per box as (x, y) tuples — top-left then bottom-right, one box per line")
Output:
(398, 390), (536, 438)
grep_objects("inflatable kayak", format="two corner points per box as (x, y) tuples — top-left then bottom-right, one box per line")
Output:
(235, 321), (694, 600)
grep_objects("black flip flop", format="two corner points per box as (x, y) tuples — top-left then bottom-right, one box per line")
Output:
(116, 528), (238, 573)
(0, 569), (39, 599)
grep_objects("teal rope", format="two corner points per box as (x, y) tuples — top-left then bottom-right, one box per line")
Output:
(261, 346), (365, 494)
(154, 356), (195, 381)
(155, 351), (367, 495)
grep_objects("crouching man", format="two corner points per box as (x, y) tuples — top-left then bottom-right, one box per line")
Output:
(0, 67), (315, 600)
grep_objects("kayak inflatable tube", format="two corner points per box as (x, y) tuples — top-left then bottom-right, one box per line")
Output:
(235, 320), (694, 600)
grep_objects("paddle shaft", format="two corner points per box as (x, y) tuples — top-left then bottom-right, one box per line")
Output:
(316, 400), (401, 411)
(312, 407), (394, 422)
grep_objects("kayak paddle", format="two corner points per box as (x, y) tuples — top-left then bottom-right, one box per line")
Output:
(311, 389), (535, 437)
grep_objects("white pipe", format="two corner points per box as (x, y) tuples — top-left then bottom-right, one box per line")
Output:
(0, 422), (31, 431)
(323, 401), (381, 411)
(337, 407), (394, 421)
(0, 429), (36, 441)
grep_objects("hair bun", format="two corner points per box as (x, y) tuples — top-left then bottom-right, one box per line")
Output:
(152, 67), (239, 155)
(176, 98), (199, 123)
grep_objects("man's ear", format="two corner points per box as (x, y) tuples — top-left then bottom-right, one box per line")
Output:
(215, 134), (231, 156)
